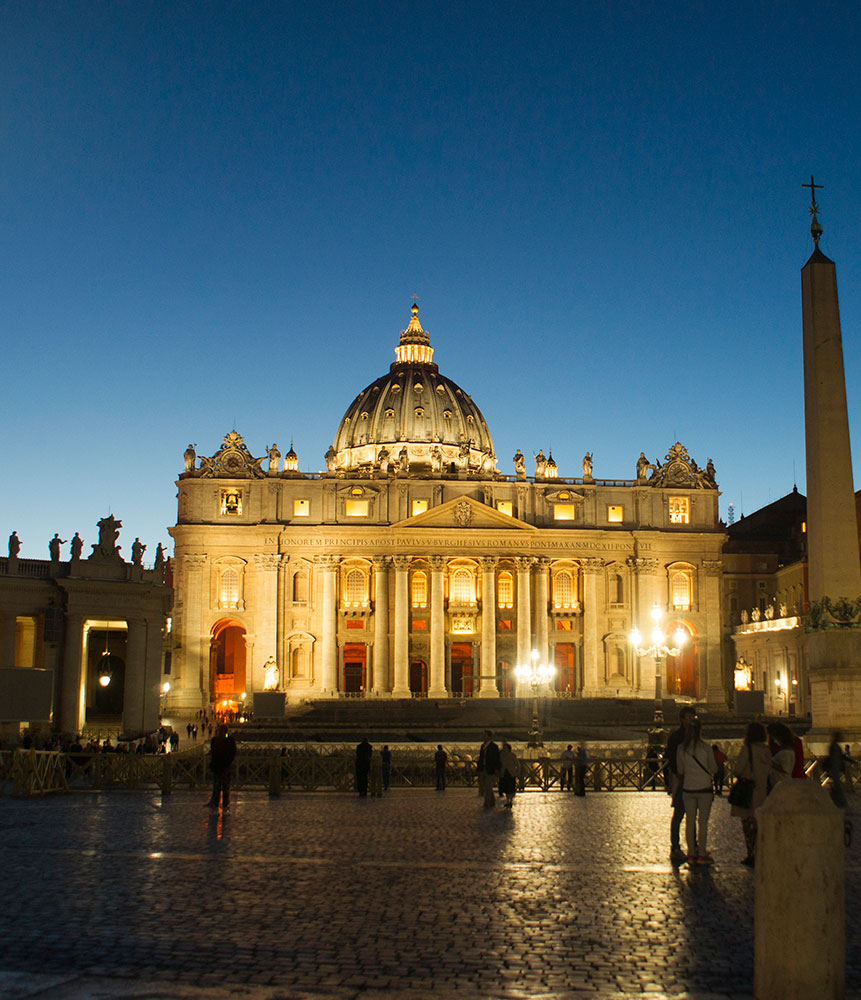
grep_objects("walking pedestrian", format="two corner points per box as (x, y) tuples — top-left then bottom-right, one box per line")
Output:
(434, 744), (447, 791)
(205, 724), (237, 812)
(481, 731), (501, 808)
(380, 744), (392, 791)
(767, 723), (796, 790)
(498, 742), (519, 809)
(731, 722), (771, 867)
(560, 744), (574, 791)
(574, 745), (588, 796)
(665, 706), (696, 863)
(676, 717), (717, 865)
(355, 738), (373, 797)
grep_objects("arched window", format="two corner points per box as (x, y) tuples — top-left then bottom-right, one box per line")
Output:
(553, 571), (575, 609)
(345, 569), (366, 607)
(292, 571), (308, 603)
(411, 571), (428, 608)
(220, 569), (239, 609)
(497, 571), (514, 609)
(451, 568), (474, 605)
(671, 571), (691, 610)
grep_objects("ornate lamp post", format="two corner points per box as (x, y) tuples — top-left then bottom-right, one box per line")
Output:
(514, 650), (556, 748)
(629, 606), (687, 737)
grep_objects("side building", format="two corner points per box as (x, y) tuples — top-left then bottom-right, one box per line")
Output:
(167, 305), (727, 714)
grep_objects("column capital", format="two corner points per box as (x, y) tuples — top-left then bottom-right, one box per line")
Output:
(581, 557), (605, 574)
(254, 553), (281, 572)
(479, 556), (498, 571)
(184, 554), (207, 570)
(514, 555), (535, 571)
(371, 555), (390, 570)
(392, 554), (411, 571)
(428, 554), (446, 570)
(702, 559), (723, 577)
(626, 556), (659, 575)
(534, 556), (550, 570)
(314, 554), (341, 569)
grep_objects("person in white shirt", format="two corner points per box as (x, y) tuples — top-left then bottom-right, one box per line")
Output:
(676, 718), (717, 864)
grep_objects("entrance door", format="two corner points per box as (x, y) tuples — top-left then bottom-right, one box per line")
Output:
(211, 621), (247, 699)
(667, 624), (696, 697)
(450, 642), (473, 696)
(342, 643), (367, 694)
(554, 643), (575, 695)
(498, 660), (513, 697)
(409, 660), (427, 695)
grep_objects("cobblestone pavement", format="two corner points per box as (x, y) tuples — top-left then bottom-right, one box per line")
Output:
(0, 788), (857, 1000)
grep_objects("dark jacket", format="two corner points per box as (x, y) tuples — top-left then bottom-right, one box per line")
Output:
(209, 733), (237, 771)
(483, 741), (501, 775)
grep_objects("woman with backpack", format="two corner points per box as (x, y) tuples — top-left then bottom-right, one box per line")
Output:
(676, 717), (717, 865)
(731, 722), (772, 867)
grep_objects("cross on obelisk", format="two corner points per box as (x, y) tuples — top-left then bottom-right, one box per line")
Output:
(802, 175), (824, 243)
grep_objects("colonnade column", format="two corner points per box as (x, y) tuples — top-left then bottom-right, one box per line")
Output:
(316, 555), (339, 695)
(58, 612), (85, 735)
(479, 557), (499, 698)
(179, 554), (208, 709)
(371, 556), (389, 694)
(581, 558), (604, 696)
(534, 557), (550, 668)
(391, 555), (411, 697)
(515, 556), (534, 695)
(628, 557), (659, 695)
(428, 556), (447, 697)
(702, 559), (726, 704)
(123, 617), (148, 736)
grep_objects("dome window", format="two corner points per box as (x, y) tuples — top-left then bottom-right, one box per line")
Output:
(360, 412), (369, 420)
(443, 410), (452, 420)
(415, 407), (424, 418)
(436, 385), (445, 395)
(351, 487), (364, 496)
(413, 383), (423, 393)
(467, 415), (474, 424)
(390, 384), (401, 394)
(384, 408), (395, 418)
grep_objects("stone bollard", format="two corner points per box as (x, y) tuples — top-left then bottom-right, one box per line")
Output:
(755, 779), (844, 999)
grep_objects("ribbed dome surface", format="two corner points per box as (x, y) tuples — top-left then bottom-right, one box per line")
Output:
(331, 305), (496, 476)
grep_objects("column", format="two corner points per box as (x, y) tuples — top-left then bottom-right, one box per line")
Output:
(252, 554), (280, 695)
(175, 554), (208, 710)
(392, 555), (411, 697)
(627, 557), (659, 694)
(534, 557), (550, 667)
(428, 556), (447, 697)
(58, 612), (85, 735)
(515, 556), (533, 695)
(702, 559), (726, 704)
(123, 617), (148, 736)
(316, 555), (339, 695)
(479, 557), (499, 697)
(371, 556), (389, 694)
(581, 558), (604, 697)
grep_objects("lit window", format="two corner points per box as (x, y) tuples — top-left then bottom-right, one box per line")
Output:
(411, 499), (428, 516)
(411, 571), (427, 608)
(669, 497), (690, 524)
(497, 572), (514, 609)
(220, 569), (239, 609)
(672, 572), (691, 609)
(554, 504), (576, 521)
(554, 571), (575, 609)
(345, 500), (369, 517)
(220, 489), (242, 516)
(496, 501), (513, 516)
(608, 505), (623, 522)
(556, 620), (572, 631)
(345, 570), (366, 607)
(293, 499), (310, 517)
(451, 568), (474, 604)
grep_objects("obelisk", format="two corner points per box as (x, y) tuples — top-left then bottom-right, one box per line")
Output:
(801, 178), (861, 736)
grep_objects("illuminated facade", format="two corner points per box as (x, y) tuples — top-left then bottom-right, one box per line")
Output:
(168, 305), (727, 712)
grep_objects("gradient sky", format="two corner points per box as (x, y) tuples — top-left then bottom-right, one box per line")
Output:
(2, 2), (860, 560)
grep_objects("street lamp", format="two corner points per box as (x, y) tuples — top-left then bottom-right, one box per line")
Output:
(629, 606), (687, 732)
(514, 650), (556, 748)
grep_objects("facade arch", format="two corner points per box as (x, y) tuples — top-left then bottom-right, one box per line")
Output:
(551, 561), (580, 610)
(210, 617), (247, 701)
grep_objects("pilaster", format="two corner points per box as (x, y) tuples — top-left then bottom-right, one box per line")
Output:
(479, 556), (499, 698)
(581, 558), (604, 696)
(392, 555), (411, 697)
(428, 555), (447, 697)
(371, 556), (389, 694)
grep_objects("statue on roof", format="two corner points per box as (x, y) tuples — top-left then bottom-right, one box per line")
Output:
(70, 533), (83, 560)
(267, 443), (281, 474)
(325, 445), (337, 472)
(184, 443), (196, 473)
(513, 450), (526, 479)
(93, 516), (122, 559)
(582, 452), (593, 480)
(8, 531), (20, 558)
(131, 538), (146, 566)
(636, 452), (651, 481)
(49, 533), (66, 562)
(534, 449), (546, 478)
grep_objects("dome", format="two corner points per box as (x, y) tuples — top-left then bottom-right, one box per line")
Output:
(331, 304), (497, 476)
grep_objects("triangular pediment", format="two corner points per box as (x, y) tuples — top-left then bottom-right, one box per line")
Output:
(393, 495), (536, 531)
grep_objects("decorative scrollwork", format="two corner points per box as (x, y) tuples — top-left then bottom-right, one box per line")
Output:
(197, 431), (266, 480)
(806, 596), (861, 630)
(647, 442), (717, 490)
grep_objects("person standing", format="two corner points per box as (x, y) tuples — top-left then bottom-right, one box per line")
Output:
(560, 744), (574, 791)
(380, 744), (392, 791)
(676, 717), (717, 864)
(206, 724), (237, 812)
(355, 738), (373, 797)
(434, 744), (447, 791)
(481, 731), (501, 808)
(665, 706), (696, 863)
(712, 743), (727, 796)
(731, 722), (772, 866)
(574, 745), (588, 796)
(498, 742), (519, 809)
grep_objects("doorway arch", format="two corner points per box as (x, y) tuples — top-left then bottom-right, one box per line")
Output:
(666, 621), (697, 698)
(210, 619), (247, 701)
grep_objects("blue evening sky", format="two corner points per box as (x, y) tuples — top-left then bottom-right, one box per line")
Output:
(2, 1), (860, 559)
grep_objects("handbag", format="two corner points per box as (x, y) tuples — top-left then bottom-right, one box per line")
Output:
(727, 744), (755, 808)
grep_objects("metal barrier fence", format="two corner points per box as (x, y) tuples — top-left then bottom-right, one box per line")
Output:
(1, 747), (851, 799)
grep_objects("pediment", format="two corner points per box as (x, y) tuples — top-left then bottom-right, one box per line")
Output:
(393, 495), (536, 531)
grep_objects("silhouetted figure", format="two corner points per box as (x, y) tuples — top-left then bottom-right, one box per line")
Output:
(434, 744), (447, 790)
(575, 745), (588, 796)
(8, 532), (20, 558)
(154, 543), (165, 572)
(184, 444), (196, 472)
(560, 744), (574, 791)
(355, 739), (373, 797)
(131, 538), (146, 566)
(206, 724), (237, 811)
(70, 533), (83, 560)
(380, 744), (391, 791)
(48, 533), (66, 561)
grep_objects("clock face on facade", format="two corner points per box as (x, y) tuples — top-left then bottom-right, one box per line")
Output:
(223, 451), (244, 473)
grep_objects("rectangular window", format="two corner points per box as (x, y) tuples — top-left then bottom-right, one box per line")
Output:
(346, 619), (364, 630)
(556, 620), (573, 631)
(496, 501), (513, 516)
(668, 497), (690, 524)
(554, 504), (576, 521)
(411, 499), (428, 516)
(293, 499), (310, 517)
(345, 500), (369, 517)
(607, 505), (623, 522)
(220, 489), (242, 516)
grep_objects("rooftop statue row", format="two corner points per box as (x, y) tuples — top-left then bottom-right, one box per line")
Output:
(7, 518), (166, 571)
(182, 433), (716, 489)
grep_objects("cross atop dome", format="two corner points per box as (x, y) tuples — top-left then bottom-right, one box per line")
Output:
(396, 300), (434, 365)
